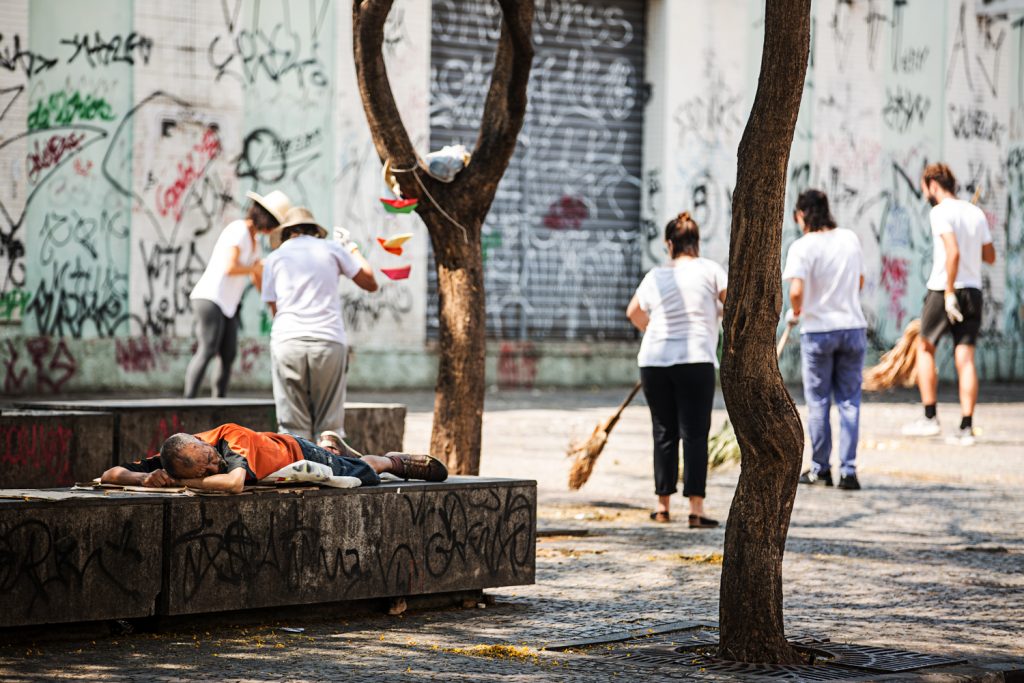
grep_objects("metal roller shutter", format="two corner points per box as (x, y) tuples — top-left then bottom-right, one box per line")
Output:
(429, 0), (646, 340)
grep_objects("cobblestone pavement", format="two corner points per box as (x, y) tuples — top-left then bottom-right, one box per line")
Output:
(2, 385), (1022, 681)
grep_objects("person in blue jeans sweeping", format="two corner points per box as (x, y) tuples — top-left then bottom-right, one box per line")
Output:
(783, 190), (868, 491)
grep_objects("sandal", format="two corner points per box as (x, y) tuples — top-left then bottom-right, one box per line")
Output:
(650, 511), (670, 523)
(688, 514), (719, 529)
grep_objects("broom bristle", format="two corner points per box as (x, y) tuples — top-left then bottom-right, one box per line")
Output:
(863, 319), (921, 391)
(567, 429), (609, 490)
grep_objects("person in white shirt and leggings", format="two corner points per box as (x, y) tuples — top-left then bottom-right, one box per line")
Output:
(185, 190), (292, 398)
(902, 163), (996, 445)
(783, 189), (868, 490)
(627, 212), (727, 528)
(261, 207), (378, 441)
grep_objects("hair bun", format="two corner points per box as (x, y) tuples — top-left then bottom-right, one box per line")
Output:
(678, 211), (691, 222)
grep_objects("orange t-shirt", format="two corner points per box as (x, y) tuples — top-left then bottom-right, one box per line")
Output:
(194, 424), (304, 479)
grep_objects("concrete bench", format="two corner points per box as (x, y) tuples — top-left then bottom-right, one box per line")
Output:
(0, 478), (536, 627)
(4, 400), (406, 486)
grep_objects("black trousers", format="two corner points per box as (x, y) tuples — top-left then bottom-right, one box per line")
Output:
(640, 363), (715, 498)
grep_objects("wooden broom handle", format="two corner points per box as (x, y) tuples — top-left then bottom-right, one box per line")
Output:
(777, 324), (793, 358)
(604, 381), (643, 432)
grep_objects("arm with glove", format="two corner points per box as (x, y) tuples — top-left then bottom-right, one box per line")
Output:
(940, 232), (963, 323)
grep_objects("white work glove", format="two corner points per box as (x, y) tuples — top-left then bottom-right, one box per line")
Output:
(784, 309), (800, 327)
(944, 292), (963, 324)
(332, 226), (359, 253)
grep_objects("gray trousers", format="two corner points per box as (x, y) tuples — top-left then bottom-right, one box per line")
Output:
(271, 337), (347, 440)
(184, 298), (240, 398)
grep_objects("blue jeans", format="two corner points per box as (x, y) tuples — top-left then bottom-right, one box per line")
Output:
(292, 436), (381, 486)
(800, 328), (866, 477)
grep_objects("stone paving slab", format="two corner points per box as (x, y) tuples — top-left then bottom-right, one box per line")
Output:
(0, 387), (1021, 681)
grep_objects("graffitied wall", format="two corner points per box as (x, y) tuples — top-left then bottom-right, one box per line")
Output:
(0, 0), (431, 395)
(428, 0), (646, 341)
(644, 0), (1024, 381)
(3, 0), (1024, 396)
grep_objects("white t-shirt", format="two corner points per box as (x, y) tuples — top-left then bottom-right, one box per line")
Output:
(189, 220), (258, 318)
(782, 228), (867, 334)
(635, 258), (728, 368)
(926, 198), (993, 291)
(261, 235), (361, 346)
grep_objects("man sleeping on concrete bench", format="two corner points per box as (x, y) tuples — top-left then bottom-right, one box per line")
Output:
(100, 423), (448, 493)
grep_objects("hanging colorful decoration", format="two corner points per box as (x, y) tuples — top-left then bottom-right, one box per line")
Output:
(376, 233), (414, 255)
(380, 265), (412, 280)
(380, 197), (419, 214)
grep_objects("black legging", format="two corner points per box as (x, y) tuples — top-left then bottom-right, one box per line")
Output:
(183, 298), (240, 398)
(640, 362), (715, 498)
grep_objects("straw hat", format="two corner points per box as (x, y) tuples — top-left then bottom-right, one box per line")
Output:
(273, 206), (328, 241)
(246, 190), (292, 224)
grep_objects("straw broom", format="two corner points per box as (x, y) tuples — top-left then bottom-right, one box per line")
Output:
(862, 187), (982, 392)
(862, 318), (921, 391)
(567, 325), (794, 489)
(567, 382), (642, 490)
(706, 323), (795, 470)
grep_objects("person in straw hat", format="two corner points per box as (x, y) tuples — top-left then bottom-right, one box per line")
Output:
(185, 190), (292, 398)
(261, 206), (378, 443)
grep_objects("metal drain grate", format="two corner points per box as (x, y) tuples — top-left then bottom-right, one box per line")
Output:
(818, 643), (968, 672)
(603, 648), (861, 681)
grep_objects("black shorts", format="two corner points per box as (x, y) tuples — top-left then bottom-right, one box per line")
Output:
(920, 288), (982, 347)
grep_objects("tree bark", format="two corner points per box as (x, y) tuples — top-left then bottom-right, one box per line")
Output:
(717, 0), (811, 664)
(353, 0), (534, 474)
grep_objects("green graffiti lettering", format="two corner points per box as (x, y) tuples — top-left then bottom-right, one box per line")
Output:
(27, 90), (116, 131)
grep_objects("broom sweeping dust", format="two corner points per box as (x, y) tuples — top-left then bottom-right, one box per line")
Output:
(862, 186), (982, 393)
(566, 324), (794, 490)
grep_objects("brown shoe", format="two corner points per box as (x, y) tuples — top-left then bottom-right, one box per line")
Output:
(386, 452), (448, 482)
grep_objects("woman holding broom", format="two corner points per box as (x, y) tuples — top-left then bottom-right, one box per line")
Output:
(626, 212), (727, 528)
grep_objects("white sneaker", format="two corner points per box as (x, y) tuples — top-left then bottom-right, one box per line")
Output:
(901, 416), (941, 437)
(945, 427), (976, 446)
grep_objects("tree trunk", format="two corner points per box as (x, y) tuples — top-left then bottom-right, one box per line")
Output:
(353, 0), (534, 475)
(717, 0), (812, 664)
(429, 231), (486, 474)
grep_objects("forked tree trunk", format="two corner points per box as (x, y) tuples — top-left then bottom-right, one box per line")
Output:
(353, 0), (534, 474)
(718, 0), (812, 664)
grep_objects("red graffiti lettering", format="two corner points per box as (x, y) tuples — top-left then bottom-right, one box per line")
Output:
(2, 337), (78, 395)
(880, 256), (909, 327)
(239, 339), (264, 374)
(26, 132), (84, 184)
(115, 336), (174, 373)
(2, 339), (29, 393)
(0, 423), (75, 485)
(73, 157), (93, 176)
(154, 127), (221, 221)
(543, 195), (589, 230)
(146, 414), (184, 456)
(497, 342), (539, 390)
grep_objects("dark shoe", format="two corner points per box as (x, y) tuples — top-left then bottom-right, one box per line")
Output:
(386, 453), (448, 482)
(688, 514), (719, 529)
(650, 511), (670, 523)
(798, 469), (833, 486)
(837, 474), (861, 490)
